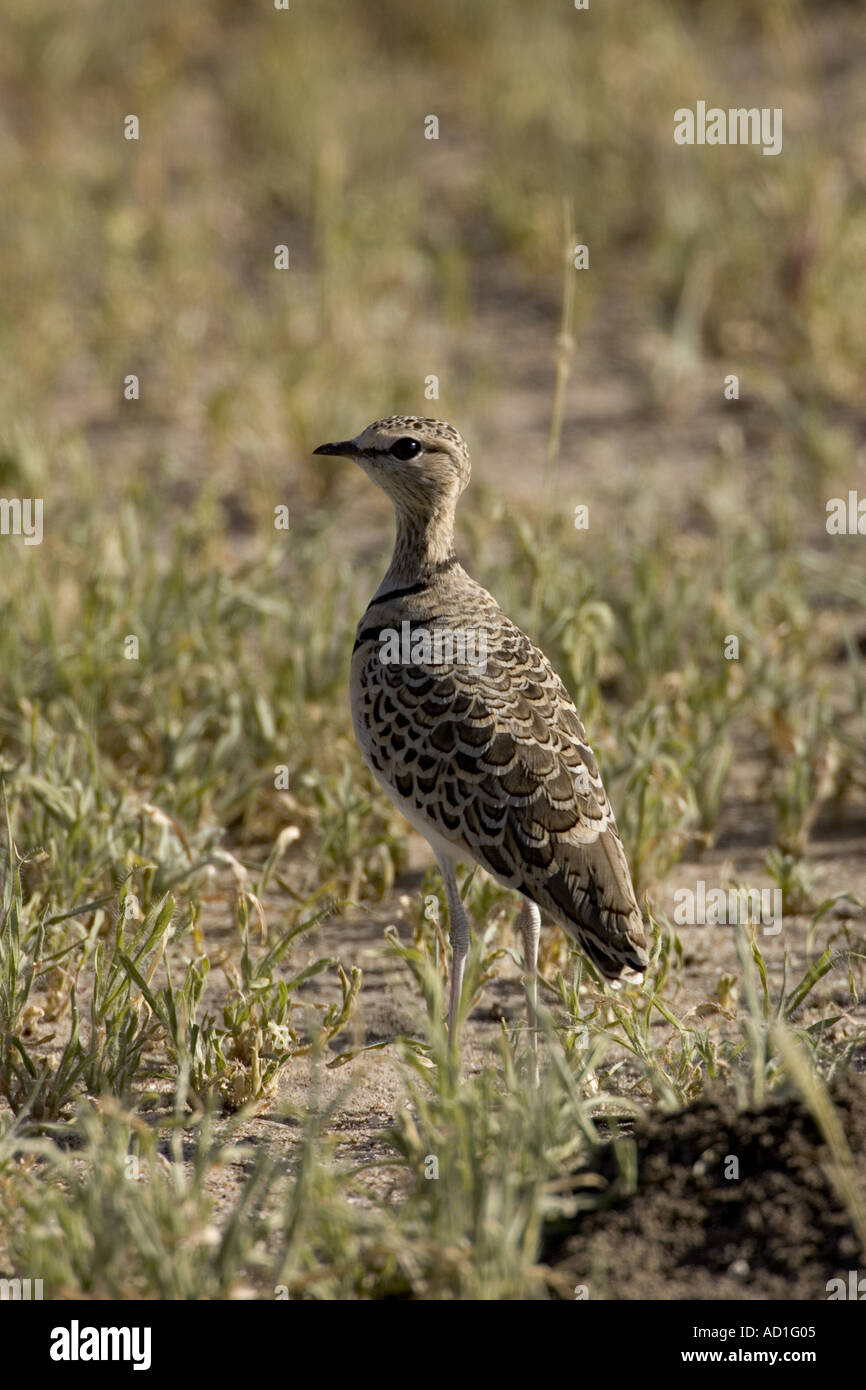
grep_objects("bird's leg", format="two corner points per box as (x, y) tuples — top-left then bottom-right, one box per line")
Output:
(437, 855), (471, 1046)
(516, 897), (541, 1084)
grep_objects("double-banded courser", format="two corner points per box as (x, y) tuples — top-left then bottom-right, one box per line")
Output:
(314, 417), (648, 1060)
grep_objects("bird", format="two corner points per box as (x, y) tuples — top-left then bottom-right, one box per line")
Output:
(314, 416), (648, 1066)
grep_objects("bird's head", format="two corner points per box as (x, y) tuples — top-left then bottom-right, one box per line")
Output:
(314, 416), (471, 512)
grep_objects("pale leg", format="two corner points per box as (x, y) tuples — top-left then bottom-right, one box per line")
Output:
(516, 897), (541, 1084)
(436, 854), (471, 1044)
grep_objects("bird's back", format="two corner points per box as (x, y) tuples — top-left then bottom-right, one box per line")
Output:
(351, 561), (648, 979)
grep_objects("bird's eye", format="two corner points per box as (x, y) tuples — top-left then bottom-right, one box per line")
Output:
(391, 437), (422, 461)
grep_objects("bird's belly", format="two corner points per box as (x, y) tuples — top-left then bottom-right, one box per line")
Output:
(363, 751), (471, 868)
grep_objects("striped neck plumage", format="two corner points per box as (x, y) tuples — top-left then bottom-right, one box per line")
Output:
(377, 500), (458, 594)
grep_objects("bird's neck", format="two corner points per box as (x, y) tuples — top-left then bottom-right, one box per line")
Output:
(378, 500), (458, 592)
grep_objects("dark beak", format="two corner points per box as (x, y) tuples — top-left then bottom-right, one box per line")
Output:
(313, 440), (357, 458)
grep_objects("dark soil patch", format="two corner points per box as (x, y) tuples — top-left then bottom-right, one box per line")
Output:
(542, 1074), (866, 1300)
